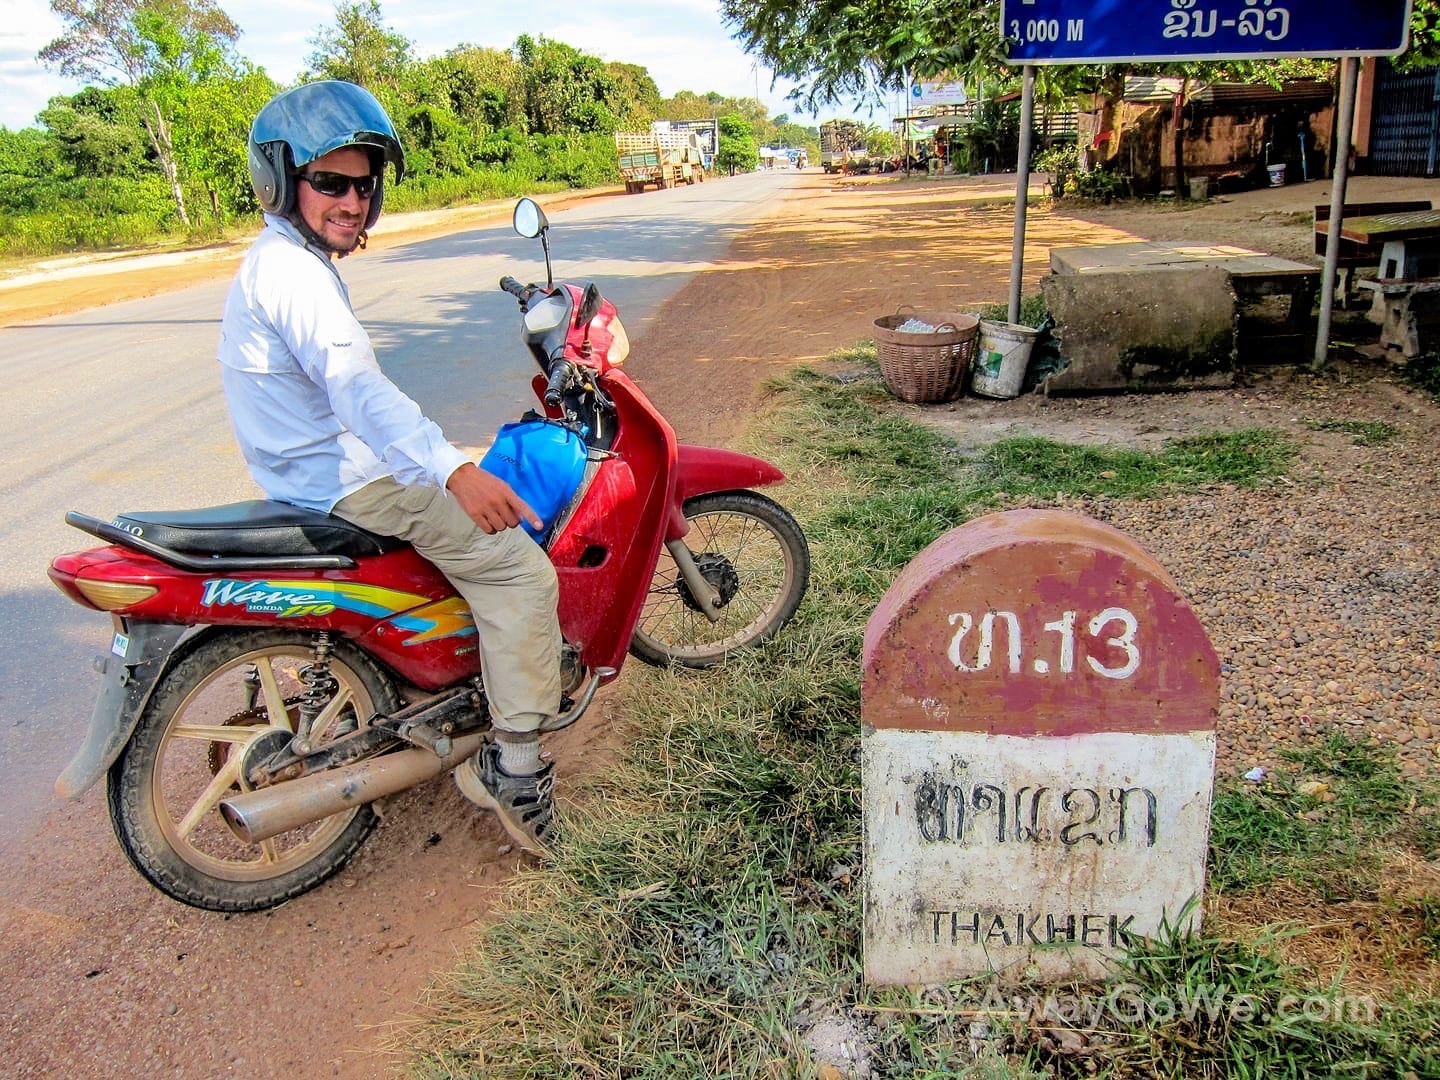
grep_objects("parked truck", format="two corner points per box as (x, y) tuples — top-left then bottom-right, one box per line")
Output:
(666, 118), (720, 172)
(616, 124), (707, 193)
(819, 119), (867, 174)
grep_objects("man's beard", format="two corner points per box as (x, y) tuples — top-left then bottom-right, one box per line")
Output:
(289, 211), (368, 257)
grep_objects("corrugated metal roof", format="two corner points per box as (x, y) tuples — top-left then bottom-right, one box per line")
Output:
(1124, 76), (1188, 102)
(1122, 77), (1333, 107)
(1196, 79), (1333, 106)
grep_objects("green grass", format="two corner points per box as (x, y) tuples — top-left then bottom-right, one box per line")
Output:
(971, 292), (1049, 329)
(1102, 902), (1439, 1079)
(403, 359), (1437, 1079)
(1301, 417), (1400, 446)
(1210, 734), (1434, 900)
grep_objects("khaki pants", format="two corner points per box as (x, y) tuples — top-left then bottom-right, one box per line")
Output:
(332, 477), (561, 735)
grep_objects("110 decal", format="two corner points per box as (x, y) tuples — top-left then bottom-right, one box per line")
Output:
(946, 607), (1142, 680)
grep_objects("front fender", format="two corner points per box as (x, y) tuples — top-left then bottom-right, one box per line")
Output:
(55, 621), (187, 801)
(669, 445), (786, 538)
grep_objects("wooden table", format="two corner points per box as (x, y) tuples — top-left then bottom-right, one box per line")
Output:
(1336, 210), (1440, 356)
(1339, 208), (1440, 245)
(1050, 242), (1320, 362)
(1340, 209), (1440, 281)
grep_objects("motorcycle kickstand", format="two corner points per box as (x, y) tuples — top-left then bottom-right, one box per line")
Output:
(539, 666), (615, 733)
(666, 539), (723, 624)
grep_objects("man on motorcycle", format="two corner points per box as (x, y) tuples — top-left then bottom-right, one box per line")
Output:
(217, 80), (560, 853)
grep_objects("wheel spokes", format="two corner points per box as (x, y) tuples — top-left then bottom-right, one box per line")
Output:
(254, 655), (295, 732)
(175, 753), (243, 840)
(170, 723), (262, 745)
(157, 645), (377, 878)
(639, 511), (789, 650)
(306, 684), (355, 738)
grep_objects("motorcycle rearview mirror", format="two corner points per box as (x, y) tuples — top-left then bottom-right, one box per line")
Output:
(512, 197), (554, 288)
(512, 198), (547, 239)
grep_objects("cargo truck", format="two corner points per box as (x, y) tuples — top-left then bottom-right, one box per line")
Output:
(819, 119), (867, 174)
(616, 125), (707, 193)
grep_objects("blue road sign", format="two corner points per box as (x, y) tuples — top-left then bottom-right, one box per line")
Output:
(1001, 0), (1413, 63)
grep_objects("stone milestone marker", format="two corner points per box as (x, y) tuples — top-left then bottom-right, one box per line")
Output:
(861, 509), (1220, 984)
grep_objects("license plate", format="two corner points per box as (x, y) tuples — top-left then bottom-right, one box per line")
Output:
(111, 632), (130, 658)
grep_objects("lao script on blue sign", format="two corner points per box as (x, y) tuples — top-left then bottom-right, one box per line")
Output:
(1001, 0), (1413, 63)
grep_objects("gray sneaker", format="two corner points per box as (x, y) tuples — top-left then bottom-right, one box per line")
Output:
(453, 740), (557, 854)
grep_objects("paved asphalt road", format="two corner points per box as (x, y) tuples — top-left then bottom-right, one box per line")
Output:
(0, 169), (801, 862)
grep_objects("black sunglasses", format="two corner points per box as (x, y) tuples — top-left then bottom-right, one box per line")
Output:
(299, 171), (379, 199)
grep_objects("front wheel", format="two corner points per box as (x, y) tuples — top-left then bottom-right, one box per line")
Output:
(630, 491), (809, 668)
(108, 629), (400, 912)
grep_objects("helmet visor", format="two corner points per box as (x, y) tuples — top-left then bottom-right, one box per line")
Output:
(252, 80), (405, 181)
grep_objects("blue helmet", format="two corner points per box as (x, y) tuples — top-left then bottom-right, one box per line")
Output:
(480, 419), (589, 542)
(247, 80), (405, 231)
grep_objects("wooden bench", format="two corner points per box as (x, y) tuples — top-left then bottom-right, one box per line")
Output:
(1314, 200), (1432, 306)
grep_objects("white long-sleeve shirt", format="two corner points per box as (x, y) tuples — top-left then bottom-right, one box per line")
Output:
(217, 215), (469, 511)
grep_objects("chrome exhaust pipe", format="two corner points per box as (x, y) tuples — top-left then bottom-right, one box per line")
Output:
(219, 731), (487, 844)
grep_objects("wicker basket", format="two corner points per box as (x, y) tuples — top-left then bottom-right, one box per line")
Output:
(873, 309), (980, 403)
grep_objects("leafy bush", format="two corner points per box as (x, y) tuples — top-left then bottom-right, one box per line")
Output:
(1034, 145), (1126, 203)
(1034, 143), (1079, 196)
(0, 175), (181, 255)
(1072, 165), (1126, 202)
(530, 132), (619, 188)
(973, 292), (1049, 329)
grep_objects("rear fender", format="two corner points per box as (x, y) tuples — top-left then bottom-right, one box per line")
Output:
(667, 445), (786, 539)
(55, 621), (188, 801)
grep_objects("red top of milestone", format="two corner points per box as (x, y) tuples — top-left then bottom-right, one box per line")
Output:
(862, 509), (1219, 737)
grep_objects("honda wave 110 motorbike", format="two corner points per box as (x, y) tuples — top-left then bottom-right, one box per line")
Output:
(48, 197), (810, 912)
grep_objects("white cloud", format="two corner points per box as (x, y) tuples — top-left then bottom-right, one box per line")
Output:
(2, 0), (78, 129)
(2, 0), (880, 131)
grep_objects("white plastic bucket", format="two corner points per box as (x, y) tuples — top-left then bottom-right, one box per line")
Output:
(972, 321), (1038, 399)
(1267, 164), (1286, 187)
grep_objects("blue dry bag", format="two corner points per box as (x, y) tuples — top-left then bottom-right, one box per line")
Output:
(479, 419), (588, 541)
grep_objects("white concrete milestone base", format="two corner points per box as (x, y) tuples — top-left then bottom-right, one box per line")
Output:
(861, 510), (1220, 984)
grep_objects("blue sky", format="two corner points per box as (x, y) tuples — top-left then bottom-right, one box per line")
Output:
(2, 0), (889, 132)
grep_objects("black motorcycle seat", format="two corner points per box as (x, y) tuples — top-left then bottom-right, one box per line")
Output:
(114, 501), (406, 559)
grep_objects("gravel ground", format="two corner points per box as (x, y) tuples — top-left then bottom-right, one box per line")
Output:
(917, 363), (1440, 782)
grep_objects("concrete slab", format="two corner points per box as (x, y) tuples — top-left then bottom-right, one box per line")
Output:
(1041, 267), (1238, 393)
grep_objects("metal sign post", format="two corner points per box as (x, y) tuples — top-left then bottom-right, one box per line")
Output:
(1315, 57), (1362, 366)
(1009, 66), (1038, 325)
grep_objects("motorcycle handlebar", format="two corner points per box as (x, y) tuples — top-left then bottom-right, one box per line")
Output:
(544, 360), (573, 408)
(499, 275), (574, 408)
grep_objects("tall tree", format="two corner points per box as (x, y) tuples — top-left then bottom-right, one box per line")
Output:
(168, 62), (277, 219)
(714, 112), (758, 174)
(723, 0), (1438, 114)
(605, 62), (663, 127)
(514, 34), (622, 134)
(438, 46), (525, 130)
(39, 0), (242, 225)
(720, 0), (999, 110)
(37, 85), (148, 178)
(306, 0), (413, 91)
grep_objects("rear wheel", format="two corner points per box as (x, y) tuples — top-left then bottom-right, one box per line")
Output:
(630, 491), (809, 668)
(108, 629), (399, 912)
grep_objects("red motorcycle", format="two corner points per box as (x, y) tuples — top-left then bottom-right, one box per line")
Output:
(47, 198), (809, 912)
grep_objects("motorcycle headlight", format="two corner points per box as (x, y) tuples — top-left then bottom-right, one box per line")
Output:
(607, 315), (630, 367)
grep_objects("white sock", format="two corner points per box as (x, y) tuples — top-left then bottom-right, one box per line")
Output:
(496, 735), (541, 776)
